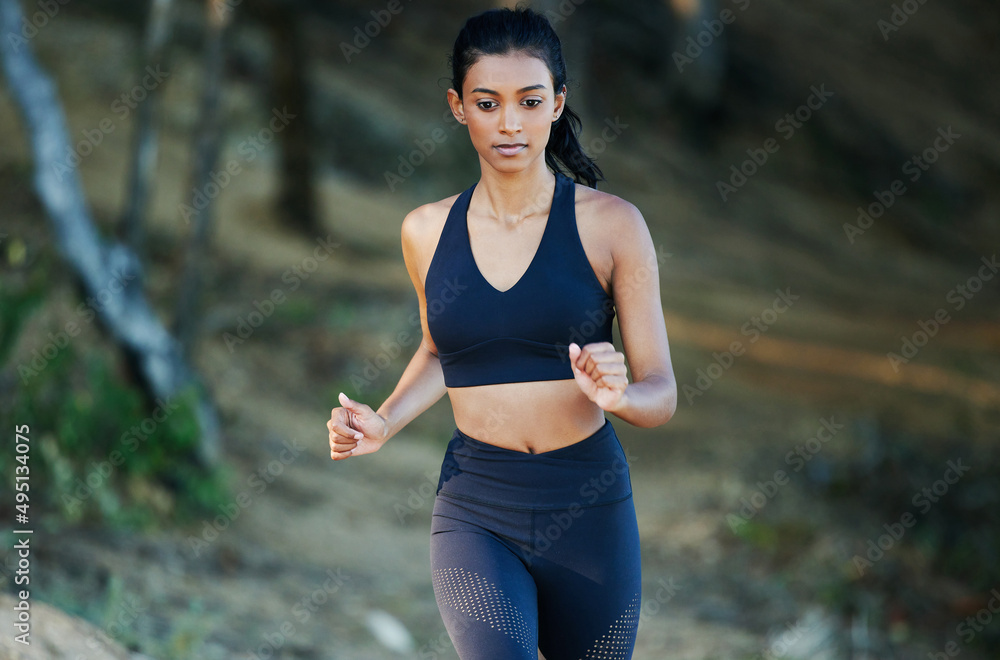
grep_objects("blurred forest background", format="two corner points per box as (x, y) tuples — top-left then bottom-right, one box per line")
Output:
(0, 0), (998, 658)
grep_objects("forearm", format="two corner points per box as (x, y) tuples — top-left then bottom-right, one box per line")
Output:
(375, 342), (448, 441)
(608, 373), (676, 428)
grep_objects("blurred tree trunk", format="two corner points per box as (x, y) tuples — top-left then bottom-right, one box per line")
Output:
(669, 0), (727, 101)
(119, 0), (175, 266)
(255, 0), (320, 236)
(0, 0), (221, 466)
(173, 0), (231, 360)
(667, 0), (727, 140)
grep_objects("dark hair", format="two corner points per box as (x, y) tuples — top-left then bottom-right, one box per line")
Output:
(449, 7), (605, 188)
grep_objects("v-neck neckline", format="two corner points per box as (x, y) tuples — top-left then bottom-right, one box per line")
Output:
(463, 174), (562, 295)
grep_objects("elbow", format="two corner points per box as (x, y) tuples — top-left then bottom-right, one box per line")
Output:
(628, 374), (676, 428)
(663, 380), (677, 423)
(648, 399), (676, 428)
(662, 398), (677, 426)
(652, 375), (677, 427)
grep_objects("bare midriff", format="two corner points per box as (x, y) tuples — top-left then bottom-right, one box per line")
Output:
(447, 378), (606, 453)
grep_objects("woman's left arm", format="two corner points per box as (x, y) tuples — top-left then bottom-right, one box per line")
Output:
(568, 197), (676, 428)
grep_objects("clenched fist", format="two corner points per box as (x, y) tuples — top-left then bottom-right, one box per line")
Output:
(328, 392), (389, 460)
(568, 342), (629, 413)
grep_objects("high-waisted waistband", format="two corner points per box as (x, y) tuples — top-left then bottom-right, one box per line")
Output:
(435, 418), (632, 510)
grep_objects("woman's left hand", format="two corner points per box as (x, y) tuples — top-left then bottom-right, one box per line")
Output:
(568, 342), (629, 412)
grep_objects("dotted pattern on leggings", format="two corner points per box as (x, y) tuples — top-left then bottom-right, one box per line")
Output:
(432, 567), (534, 652)
(582, 593), (641, 659)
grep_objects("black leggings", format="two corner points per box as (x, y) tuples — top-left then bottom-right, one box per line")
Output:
(430, 419), (641, 659)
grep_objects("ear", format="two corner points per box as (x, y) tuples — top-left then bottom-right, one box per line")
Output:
(447, 88), (466, 125)
(552, 84), (567, 122)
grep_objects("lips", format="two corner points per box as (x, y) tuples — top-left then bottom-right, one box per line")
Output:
(494, 143), (527, 156)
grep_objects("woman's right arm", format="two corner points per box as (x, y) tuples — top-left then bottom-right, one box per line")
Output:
(328, 204), (448, 459)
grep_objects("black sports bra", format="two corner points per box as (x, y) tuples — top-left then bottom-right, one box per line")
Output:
(423, 172), (615, 388)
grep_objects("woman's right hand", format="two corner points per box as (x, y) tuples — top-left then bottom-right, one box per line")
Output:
(328, 392), (389, 460)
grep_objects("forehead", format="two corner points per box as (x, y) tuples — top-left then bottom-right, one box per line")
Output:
(464, 52), (553, 92)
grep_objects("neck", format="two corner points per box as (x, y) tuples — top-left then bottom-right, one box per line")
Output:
(474, 158), (557, 226)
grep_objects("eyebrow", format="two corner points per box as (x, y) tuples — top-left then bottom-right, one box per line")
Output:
(471, 84), (547, 95)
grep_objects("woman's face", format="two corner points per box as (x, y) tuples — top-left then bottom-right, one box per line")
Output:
(449, 52), (565, 175)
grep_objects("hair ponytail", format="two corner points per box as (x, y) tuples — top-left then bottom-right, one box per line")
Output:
(450, 7), (605, 188)
(546, 103), (604, 188)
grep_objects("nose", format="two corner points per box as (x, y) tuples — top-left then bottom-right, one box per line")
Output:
(499, 106), (521, 136)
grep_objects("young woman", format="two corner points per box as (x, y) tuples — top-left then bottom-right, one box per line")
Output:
(327, 7), (676, 659)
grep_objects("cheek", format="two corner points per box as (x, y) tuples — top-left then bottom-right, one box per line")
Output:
(465, 115), (495, 146)
(529, 115), (554, 135)
(465, 113), (489, 134)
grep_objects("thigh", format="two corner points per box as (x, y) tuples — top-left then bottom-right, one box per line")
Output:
(532, 497), (642, 660)
(430, 496), (539, 660)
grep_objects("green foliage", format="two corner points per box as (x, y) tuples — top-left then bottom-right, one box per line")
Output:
(277, 297), (319, 325)
(1, 283), (229, 529)
(150, 599), (217, 660)
(731, 518), (780, 551)
(324, 299), (358, 330)
(0, 253), (48, 364)
(31, 571), (216, 660)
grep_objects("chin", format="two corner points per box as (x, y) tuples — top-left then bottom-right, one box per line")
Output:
(486, 160), (525, 175)
(479, 150), (542, 175)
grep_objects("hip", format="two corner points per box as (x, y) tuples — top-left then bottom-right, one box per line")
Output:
(435, 417), (633, 511)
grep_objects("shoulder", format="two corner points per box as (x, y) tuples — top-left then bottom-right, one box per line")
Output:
(571, 181), (652, 252)
(400, 192), (463, 275)
(401, 192), (465, 248)
(401, 194), (458, 242)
